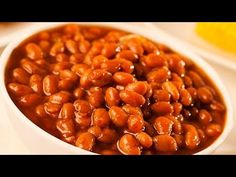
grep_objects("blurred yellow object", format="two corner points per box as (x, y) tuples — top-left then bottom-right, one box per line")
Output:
(196, 22), (236, 53)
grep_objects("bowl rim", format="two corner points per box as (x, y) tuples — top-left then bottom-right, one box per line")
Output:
(0, 22), (234, 155)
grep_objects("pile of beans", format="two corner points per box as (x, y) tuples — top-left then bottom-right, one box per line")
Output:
(6, 24), (226, 155)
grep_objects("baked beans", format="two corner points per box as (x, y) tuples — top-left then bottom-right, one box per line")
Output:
(6, 24), (226, 155)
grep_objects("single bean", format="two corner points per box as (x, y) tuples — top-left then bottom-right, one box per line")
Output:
(108, 106), (128, 127)
(97, 128), (118, 143)
(198, 109), (213, 125)
(29, 74), (43, 95)
(151, 102), (174, 115)
(125, 81), (149, 95)
(105, 87), (120, 107)
(118, 134), (141, 155)
(119, 90), (145, 107)
(12, 68), (30, 84)
(153, 116), (174, 135)
(59, 103), (75, 119)
(49, 91), (71, 104)
(136, 132), (153, 148)
(18, 93), (41, 107)
(113, 72), (135, 86)
(153, 135), (178, 152)
(8, 83), (33, 96)
(197, 87), (213, 104)
(43, 75), (59, 96)
(162, 81), (180, 101)
(122, 104), (143, 117)
(127, 114), (145, 133)
(206, 123), (222, 137)
(75, 132), (95, 151)
(26, 43), (43, 60)
(92, 108), (110, 128)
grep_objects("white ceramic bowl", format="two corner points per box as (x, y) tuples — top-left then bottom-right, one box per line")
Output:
(0, 22), (234, 155)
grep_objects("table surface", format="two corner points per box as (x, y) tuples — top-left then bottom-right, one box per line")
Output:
(0, 23), (236, 154)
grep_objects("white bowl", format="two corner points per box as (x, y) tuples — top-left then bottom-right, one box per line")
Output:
(0, 22), (234, 155)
